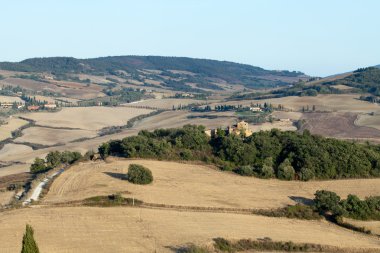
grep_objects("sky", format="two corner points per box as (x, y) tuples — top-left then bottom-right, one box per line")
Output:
(0, 0), (379, 76)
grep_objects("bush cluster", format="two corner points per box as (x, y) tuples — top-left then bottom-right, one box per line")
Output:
(127, 164), (153, 185)
(213, 237), (324, 252)
(314, 190), (380, 220)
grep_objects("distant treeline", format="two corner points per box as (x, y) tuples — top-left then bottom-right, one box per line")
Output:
(98, 125), (380, 181)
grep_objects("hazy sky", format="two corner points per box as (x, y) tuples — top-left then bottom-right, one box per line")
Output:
(1, 0), (379, 76)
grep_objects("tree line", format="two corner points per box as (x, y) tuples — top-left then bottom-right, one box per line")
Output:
(98, 125), (380, 181)
(30, 151), (83, 174)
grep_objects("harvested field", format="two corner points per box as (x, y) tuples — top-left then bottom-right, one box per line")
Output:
(272, 111), (303, 120)
(344, 218), (380, 236)
(15, 127), (97, 146)
(0, 206), (379, 253)
(300, 112), (380, 140)
(1, 78), (57, 91)
(44, 159), (380, 209)
(138, 111), (237, 130)
(0, 78), (105, 100)
(0, 118), (28, 141)
(0, 144), (33, 161)
(0, 164), (30, 177)
(123, 98), (208, 110)
(0, 95), (24, 103)
(356, 113), (380, 131)
(216, 94), (380, 113)
(0, 191), (13, 206)
(250, 120), (297, 132)
(20, 107), (153, 130)
(32, 95), (56, 104)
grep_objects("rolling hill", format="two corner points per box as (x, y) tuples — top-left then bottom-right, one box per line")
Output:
(0, 56), (308, 91)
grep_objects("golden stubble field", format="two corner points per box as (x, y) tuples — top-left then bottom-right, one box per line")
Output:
(0, 117), (28, 141)
(14, 127), (97, 146)
(0, 206), (379, 253)
(19, 107), (153, 130)
(44, 159), (380, 210)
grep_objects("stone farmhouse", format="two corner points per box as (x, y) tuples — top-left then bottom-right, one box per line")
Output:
(205, 120), (253, 138)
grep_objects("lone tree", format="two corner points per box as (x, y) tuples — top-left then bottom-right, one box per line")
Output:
(127, 164), (153, 185)
(21, 224), (40, 253)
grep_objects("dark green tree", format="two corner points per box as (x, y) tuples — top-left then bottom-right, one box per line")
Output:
(127, 164), (153, 185)
(30, 158), (46, 174)
(21, 224), (40, 253)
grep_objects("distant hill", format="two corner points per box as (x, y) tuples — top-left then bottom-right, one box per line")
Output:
(320, 67), (380, 95)
(0, 56), (307, 90)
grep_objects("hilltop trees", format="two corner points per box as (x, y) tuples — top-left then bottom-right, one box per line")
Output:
(97, 125), (380, 181)
(30, 151), (83, 174)
(21, 224), (40, 253)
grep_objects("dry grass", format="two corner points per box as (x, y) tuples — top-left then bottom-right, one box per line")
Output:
(44, 159), (380, 210)
(0, 207), (379, 253)
(0, 118), (28, 141)
(15, 127), (97, 146)
(20, 107), (153, 130)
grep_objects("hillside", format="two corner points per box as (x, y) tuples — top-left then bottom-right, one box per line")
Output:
(0, 56), (307, 91)
(320, 67), (380, 95)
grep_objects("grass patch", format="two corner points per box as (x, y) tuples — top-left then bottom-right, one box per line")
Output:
(213, 237), (326, 252)
(253, 204), (321, 220)
(83, 194), (143, 207)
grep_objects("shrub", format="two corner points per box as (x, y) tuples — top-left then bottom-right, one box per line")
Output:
(180, 244), (211, 253)
(234, 165), (253, 176)
(30, 158), (47, 174)
(21, 224), (40, 253)
(314, 190), (344, 216)
(253, 204), (320, 220)
(277, 159), (295, 180)
(83, 194), (143, 207)
(127, 164), (153, 185)
(299, 167), (314, 181)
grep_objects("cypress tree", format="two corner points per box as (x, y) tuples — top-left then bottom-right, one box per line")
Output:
(21, 224), (40, 253)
